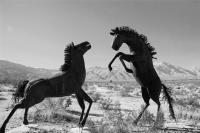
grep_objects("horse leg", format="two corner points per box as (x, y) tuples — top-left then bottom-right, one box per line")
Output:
(148, 83), (161, 127)
(134, 86), (150, 125)
(78, 89), (93, 127)
(0, 99), (26, 133)
(108, 52), (124, 71)
(152, 99), (161, 127)
(76, 93), (85, 126)
(23, 107), (29, 125)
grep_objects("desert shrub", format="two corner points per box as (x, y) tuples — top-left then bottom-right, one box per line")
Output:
(124, 86), (134, 92)
(188, 98), (200, 108)
(137, 104), (155, 126)
(91, 92), (102, 102)
(94, 101), (167, 133)
(85, 119), (99, 133)
(119, 89), (129, 97)
(177, 111), (184, 119)
(96, 101), (132, 133)
(98, 98), (113, 110)
(62, 97), (72, 109)
(21, 127), (68, 133)
(177, 111), (200, 121)
(32, 97), (72, 123)
(176, 97), (200, 108)
(155, 110), (165, 127)
(86, 90), (101, 102)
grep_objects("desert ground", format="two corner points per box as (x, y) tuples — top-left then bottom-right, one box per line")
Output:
(0, 80), (200, 133)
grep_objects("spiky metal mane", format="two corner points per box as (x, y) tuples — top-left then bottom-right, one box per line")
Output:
(110, 26), (157, 59)
(60, 42), (74, 72)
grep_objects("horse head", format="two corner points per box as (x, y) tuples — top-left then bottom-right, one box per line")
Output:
(60, 41), (91, 72)
(110, 26), (138, 51)
(110, 26), (156, 58)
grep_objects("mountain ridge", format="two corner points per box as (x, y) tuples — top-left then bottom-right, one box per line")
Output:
(0, 60), (199, 84)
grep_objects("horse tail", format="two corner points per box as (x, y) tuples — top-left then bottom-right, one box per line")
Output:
(162, 83), (176, 120)
(13, 80), (29, 103)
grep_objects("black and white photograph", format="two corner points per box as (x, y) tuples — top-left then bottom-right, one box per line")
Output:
(0, 0), (200, 132)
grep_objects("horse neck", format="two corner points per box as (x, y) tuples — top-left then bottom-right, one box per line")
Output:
(127, 38), (152, 58)
(71, 56), (86, 83)
(72, 56), (85, 71)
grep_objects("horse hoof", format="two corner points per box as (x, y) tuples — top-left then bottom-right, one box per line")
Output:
(0, 127), (5, 133)
(23, 120), (29, 125)
(78, 123), (83, 128)
(80, 121), (86, 128)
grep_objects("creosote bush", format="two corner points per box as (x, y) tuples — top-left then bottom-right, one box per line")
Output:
(91, 92), (102, 103)
(94, 102), (166, 133)
(31, 97), (72, 123)
(138, 104), (155, 126)
(98, 98), (113, 110)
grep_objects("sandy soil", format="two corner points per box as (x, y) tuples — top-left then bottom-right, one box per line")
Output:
(1, 82), (200, 132)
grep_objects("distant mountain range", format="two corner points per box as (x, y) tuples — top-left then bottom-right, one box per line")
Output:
(0, 60), (199, 84)
(87, 62), (200, 81)
(0, 60), (57, 84)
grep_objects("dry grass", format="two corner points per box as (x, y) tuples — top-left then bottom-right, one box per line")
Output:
(91, 102), (166, 133)
(28, 97), (75, 124)
(1, 80), (200, 132)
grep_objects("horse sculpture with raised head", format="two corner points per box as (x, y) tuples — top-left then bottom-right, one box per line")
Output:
(108, 26), (175, 125)
(0, 41), (92, 133)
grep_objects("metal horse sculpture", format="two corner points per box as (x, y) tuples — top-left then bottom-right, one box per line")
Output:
(108, 26), (175, 125)
(0, 41), (92, 133)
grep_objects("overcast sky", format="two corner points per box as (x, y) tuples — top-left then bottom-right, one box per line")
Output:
(0, 0), (200, 69)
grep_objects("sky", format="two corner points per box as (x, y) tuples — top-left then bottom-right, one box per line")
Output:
(0, 0), (200, 69)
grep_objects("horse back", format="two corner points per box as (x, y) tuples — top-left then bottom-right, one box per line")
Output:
(23, 78), (51, 99)
(46, 72), (81, 97)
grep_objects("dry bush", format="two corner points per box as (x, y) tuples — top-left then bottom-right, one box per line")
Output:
(91, 92), (102, 102)
(93, 102), (166, 133)
(177, 110), (200, 121)
(23, 128), (68, 133)
(176, 96), (200, 108)
(96, 101), (132, 133)
(31, 97), (72, 123)
(119, 89), (130, 97)
(98, 98), (113, 110)
(119, 86), (135, 97)
(94, 101), (167, 133)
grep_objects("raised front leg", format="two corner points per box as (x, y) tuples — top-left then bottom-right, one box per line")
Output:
(108, 52), (124, 71)
(108, 52), (134, 73)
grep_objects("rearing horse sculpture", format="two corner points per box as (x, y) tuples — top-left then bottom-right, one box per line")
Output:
(0, 41), (93, 133)
(108, 26), (175, 125)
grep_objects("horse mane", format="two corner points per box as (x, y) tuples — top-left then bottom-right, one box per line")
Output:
(110, 26), (157, 59)
(60, 42), (74, 72)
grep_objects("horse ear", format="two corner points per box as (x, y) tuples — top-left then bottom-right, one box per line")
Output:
(116, 27), (120, 33)
(110, 28), (114, 35)
(110, 31), (115, 36)
(151, 52), (157, 56)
